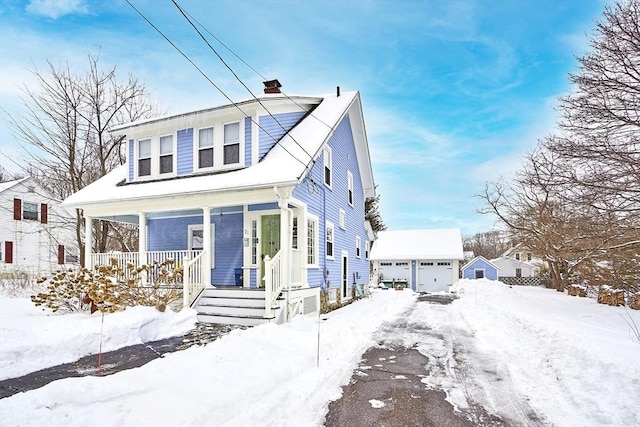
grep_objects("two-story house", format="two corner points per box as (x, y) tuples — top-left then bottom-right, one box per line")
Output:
(1, 176), (78, 275)
(62, 83), (376, 325)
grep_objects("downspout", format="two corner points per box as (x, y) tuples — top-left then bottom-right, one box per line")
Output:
(274, 186), (293, 322)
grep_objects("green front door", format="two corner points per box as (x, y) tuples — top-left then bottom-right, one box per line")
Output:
(260, 214), (281, 287)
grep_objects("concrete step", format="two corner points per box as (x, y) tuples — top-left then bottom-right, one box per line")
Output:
(197, 304), (268, 317)
(196, 313), (276, 327)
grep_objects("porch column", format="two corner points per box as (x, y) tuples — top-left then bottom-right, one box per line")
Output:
(84, 214), (92, 269)
(299, 206), (308, 286)
(138, 212), (147, 265)
(280, 201), (291, 287)
(202, 207), (211, 286)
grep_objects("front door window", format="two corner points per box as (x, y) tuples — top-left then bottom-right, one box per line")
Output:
(260, 215), (280, 287)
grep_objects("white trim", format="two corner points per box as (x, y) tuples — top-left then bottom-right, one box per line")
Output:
(306, 213), (319, 267)
(355, 235), (361, 258)
(323, 146), (332, 189)
(195, 126), (215, 171)
(339, 208), (346, 230)
(341, 250), (350, 300)
(188, 223), (215, 267)
(347, 170), (354, 206)
(223, 120), (242, 166)
(325, 221), (335, 260)
(136, 137), (152, 178)
(158, 133), (176, 177)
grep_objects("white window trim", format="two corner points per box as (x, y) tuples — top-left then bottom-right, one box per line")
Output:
(136, 137), (152, 178)
(339, 209), (346, 230)
(356, 235), (361, 258)
(307, 213), (319, 267)
(347, 171), (354, 206)
(223, 120), (241, 167)
(325, 221), (335, 260)
(323, 146), (332, 189)
(195, 126), (215, 172)
(365, 240), (369, 260)
(158, 133), (177, 176)
(188, 223), (215, 268)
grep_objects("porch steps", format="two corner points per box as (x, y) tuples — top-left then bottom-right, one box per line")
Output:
(195, 287), (283, 326)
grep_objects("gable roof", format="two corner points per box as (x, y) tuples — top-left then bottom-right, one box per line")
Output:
(63, 91), (374, 211)
(0, 177), (30, 194)
(369, 229), (463, 260)
(461, 255), (499, 271)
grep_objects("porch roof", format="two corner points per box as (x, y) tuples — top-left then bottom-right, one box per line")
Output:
(63, 91), (374, 213)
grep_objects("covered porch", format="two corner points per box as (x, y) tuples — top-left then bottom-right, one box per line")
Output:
(82, 186), (317, 323)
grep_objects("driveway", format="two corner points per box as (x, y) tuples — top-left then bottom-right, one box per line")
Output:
(324, 293), (543, 426)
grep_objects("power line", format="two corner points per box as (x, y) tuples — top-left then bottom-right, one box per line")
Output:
(124, 0), (309, 170)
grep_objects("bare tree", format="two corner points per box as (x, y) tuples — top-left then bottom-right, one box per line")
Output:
(4, 54), (160, 266)
(462, 230), (510, 260)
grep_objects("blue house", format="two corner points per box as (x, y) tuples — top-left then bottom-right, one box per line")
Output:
(63, 83), (376, 325)
(461, 256), (499, 280)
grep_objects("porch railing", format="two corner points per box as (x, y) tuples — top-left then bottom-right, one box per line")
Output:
(290, 249), (303, 287)
(263, 251), (284, 318)
(91, 250), (205, 307)
(183, 251), (206, 308)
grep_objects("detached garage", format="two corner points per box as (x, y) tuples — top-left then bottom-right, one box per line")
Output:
(370, 229), (463, 293)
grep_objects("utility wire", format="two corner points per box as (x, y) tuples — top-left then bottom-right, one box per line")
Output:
(171, 0), (315, 164)
(124, 0), (309, 169)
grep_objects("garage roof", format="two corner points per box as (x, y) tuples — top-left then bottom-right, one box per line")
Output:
(370, 229), (463, 260)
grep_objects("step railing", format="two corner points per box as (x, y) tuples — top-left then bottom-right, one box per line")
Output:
(183, 250), (206, 308)
(263, 250), (283, 318)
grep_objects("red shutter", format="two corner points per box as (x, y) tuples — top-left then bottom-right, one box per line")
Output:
(13, 199), (21, 220)
(40, 203), (48, 224)
(58, 245), (65, 264)
(5, 242), (13, 264)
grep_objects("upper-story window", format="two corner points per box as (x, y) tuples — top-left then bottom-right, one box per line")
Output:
(307, 215), (318, 266)
(356, 235), (361, 258)
(138, 139), (151, 177)
(223, 122), (240, 165)
(515, 253), (520, 261)
(23, 202), (38, 221)
(159, 135), (174, 174)
(323, 146), (332, 188)
(326, 221), (334, 259)
(198, 127), (214, 169)
(339, 209), (346, 230)
(347, 171), (354, 206)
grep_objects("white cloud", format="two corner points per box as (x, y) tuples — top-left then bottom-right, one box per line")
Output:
(26, 0), (87, 19)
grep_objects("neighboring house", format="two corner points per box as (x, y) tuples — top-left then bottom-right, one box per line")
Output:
(0, 176), (78, 275)
(490, 256), (538, 278)
(461, 256), (499, 280)
(499, 243), (544, 273)
(369, 229), (463, 293)
(62, 83), (376, 326)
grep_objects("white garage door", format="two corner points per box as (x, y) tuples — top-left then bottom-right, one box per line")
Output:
(417, 261), (453, 293)
(378, 260), (410, 282)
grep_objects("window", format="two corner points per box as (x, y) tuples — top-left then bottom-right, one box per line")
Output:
(326, 222), (334, 259)
(515, 253), (520, 261)
(223, 122), (240, 165)
(437, 262), (451, 266)
(65, 253), (79, 263)
(365, 241), (369, 259)
(421, 262), (434, 266)
(138, 139), (151, 176)
(339, 209), (346, 229)
(251, 220), (258, 265)
(198, 127), (214, 169)
(307, 216), (318, 265)
(380, 262), (392, 266)
(323, 146), (332, 187)
(159, 135), (173, 174)
(475, 269), (485, 279)
(396, 262), (408, 266)
(347, 171), (354, 206)
(356, 236), (361, 258)
(23, 202), (38, 221)
(516, 268), (522, 278)
(292, 217), (298, 249)
(188, 224), (215, 267)
(527, 252), (532, 261)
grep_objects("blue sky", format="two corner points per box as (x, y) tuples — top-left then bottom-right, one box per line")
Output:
(0, 0), (610, 236)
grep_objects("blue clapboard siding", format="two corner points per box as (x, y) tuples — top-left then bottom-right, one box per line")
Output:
(177, 128), (193, 175)
(248, 202), (279, 211)
(462, 258), (498, 280)
(258, 112), (306, 160)
(147, 211), (244, 285)
(293, 114), (370, 292)
(244, 117), (252, 166)
(128, 139), (134, 182)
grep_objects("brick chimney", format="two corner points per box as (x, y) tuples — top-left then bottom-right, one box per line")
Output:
(263, 79), (282, 94)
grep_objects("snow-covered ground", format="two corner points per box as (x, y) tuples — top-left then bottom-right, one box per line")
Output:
(0, 280), (638, 426)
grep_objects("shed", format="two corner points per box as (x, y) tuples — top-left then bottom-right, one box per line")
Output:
(461, 256), (499, 280)
(370, 229), (463, 293)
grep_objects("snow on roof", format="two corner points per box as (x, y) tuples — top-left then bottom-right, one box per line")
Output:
(370, 228), (464, 260)
(0, 177), (29, 193)
(63, 91), (361, 209)
(461, 255), (499, 271)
